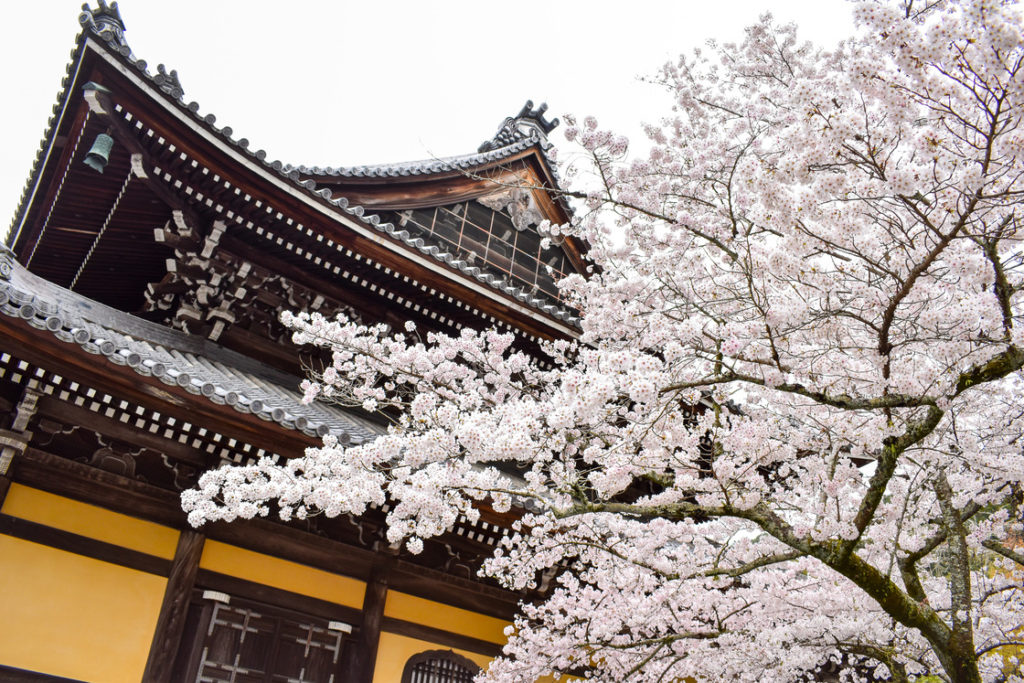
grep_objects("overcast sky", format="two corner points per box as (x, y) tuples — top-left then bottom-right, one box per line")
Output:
(2, 1), (858, 236)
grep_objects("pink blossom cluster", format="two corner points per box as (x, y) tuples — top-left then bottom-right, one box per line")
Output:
(184, 1), (1024, 680)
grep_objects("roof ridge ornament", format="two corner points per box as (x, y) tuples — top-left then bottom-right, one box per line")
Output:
(154, 63), (185, 99)
(477, 188), (544, 231)
(478, 100), (560, 153)
(0, 244), (14, 281)
(79, 0), (129, 49)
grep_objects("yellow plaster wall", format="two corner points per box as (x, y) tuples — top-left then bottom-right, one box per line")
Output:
(0, 486), (515, 681)
(200, 539), (366, 608)
(373, 632), (493, 683)
(0, 534), (165, 683)
(1, 483), (179, 559)
(384, 590), (510, 644)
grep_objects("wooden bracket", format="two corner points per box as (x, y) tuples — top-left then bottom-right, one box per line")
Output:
(1, 389), (39, 475)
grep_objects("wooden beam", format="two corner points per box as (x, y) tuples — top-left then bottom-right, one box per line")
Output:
(0, 513), (171, 576)
(203, 517), (379, 582)
(15, 447), (185, 528)
(35, 396), (207, 467)
(324, 164), (534, 210)
(195, 569), (362, 625)
(209, 516), (520, 620)
(351, 559), (391, 683)
(217, 234), (392, 327)
(143, 530), (205, 683)
(389, 562), (520, 621)
(0, 664), (87, 682)
(89, 90), (206, 234)
(0, 475), (11, 511)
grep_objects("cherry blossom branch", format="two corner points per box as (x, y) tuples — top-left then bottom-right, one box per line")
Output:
(663, 372), (937, 410)
(878, 220), (969, 359)
(981, 539), (1024, 567)
(552, 494), (960, 661)
(953, 345), (1024, 394)
(697, 550), (804, 578)
(842, 406), (945, 559)
(557, 187), (741, 261)
(974, 640), (1024, 658)
(903, 501), (984, 566)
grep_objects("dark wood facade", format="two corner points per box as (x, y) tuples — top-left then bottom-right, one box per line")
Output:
(0, 3), (581, 682)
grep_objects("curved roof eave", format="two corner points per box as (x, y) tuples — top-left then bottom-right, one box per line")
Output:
(292, 135), (548, 180)
(0, 249), (383, 444)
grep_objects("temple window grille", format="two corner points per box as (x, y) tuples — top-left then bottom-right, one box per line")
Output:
(185, 597), (345, 683)
(400, 650), (480, 683)
(390, 204), (569, 302)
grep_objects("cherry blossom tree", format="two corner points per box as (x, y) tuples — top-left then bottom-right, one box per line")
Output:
(183, 1), (1024, 681)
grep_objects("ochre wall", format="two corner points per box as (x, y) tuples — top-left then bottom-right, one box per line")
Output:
(373, 632), (494, 683)
(384, 590), (510, 644)
(2, 483), (179, 558)
(0, 485), (170, 683)
(199, 539), (367, 608)
(0, 485), (512, 682)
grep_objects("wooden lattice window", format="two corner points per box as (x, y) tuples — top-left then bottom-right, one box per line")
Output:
(388, 205), (571, 304)
(179, 596), (346, 683)
(400, 650), (480, 683)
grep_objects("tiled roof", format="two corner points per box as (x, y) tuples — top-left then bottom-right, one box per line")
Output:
(0, 248), (382, 445)
(289, 134), (545, 179)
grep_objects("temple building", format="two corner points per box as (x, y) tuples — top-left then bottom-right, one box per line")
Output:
(0, 2), (584, 681)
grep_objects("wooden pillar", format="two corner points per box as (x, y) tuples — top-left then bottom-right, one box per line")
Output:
(0, 475), (10, 510)
(142, 530), (205, 683)
(351, 559), (391, 683)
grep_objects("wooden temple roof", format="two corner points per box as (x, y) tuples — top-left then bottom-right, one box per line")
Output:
(7, 2), (585, 361)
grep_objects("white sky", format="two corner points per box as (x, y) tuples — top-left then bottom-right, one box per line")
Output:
(2, 1), (857, 237)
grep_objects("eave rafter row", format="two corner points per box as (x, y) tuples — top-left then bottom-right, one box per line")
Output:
(0, 351), (282, 471)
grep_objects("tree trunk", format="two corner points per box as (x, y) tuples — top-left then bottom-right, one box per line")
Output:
(934, 474), (982, 683)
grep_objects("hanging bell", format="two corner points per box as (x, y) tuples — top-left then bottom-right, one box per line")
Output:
(83, 132), (114, 173)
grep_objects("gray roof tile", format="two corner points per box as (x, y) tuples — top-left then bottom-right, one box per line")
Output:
(290, 135), (546, 179)
(0, 253), (382, 444)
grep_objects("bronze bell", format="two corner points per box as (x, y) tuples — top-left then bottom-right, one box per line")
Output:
(83, 132), (114, 173)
